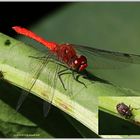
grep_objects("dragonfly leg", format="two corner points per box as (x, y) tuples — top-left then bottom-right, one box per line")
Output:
(29, 55), (48, 60)
(72, 71), (87, 88)
(29, 55), (87, 89)
(57, 68), (70, 90)
(58, 69), (87, 90)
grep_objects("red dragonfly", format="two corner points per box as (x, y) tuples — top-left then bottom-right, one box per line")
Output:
(12, 26), (140, 115)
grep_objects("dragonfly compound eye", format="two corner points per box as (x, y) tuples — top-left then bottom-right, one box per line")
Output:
(78, 56), (88, 71)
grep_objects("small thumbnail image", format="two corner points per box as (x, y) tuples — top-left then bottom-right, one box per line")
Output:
(98, 96), (140, 135)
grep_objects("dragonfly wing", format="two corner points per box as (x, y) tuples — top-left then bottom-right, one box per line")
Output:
(72, 44), (140, 69)
(43, 62), (60, 117)
(16, 54), (50, 111)
(16, 90), (29, 111)
(43, 101), (51, 117)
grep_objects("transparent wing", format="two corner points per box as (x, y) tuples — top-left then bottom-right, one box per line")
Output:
(43, 63), (60, 117)
(72, 44), (140, 70)
(43, 101), (51, 117)
(16, 53), (51, 111)
(16, 91), (28, 111)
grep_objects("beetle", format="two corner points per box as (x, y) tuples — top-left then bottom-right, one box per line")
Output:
(116, 103), (133, 119)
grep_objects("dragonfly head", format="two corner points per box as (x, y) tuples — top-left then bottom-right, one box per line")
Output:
(74, 55), (88, 71)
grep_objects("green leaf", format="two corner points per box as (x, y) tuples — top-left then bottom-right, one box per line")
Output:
(62, 112), (100, 138)
(0, 32), (140, 138)
(0, 33), (98, 135)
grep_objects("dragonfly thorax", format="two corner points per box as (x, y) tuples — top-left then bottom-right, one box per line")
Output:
(58, 43), (88, 71)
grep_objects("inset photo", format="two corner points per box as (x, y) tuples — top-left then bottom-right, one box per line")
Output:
(98, 96), (140, 135)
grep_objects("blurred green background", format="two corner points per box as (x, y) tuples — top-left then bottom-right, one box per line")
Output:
(18, 2), (140, 92)
(1, 2), (140, 138)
